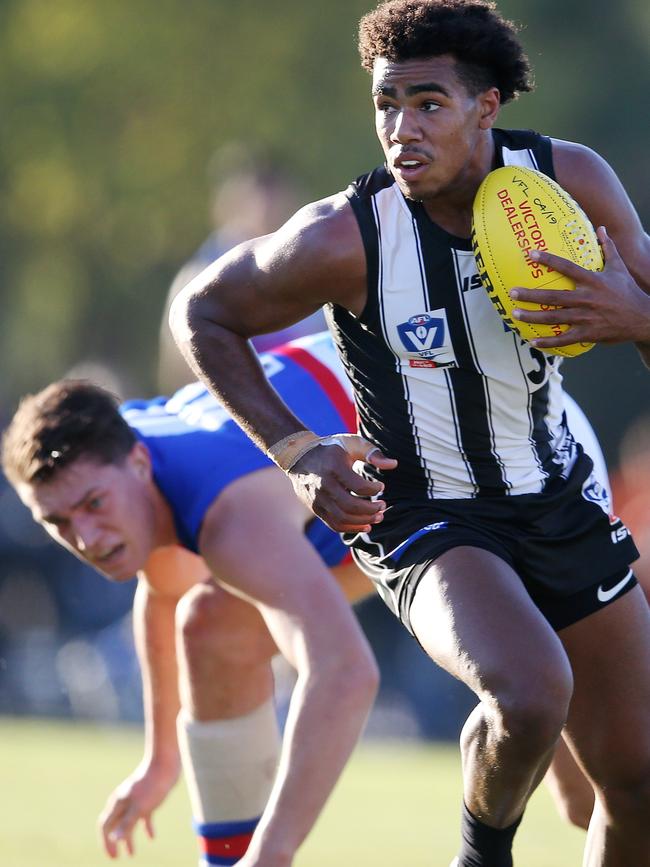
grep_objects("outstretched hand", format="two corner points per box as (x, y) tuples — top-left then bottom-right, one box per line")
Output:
(288, 433), (397, 533)
(509, 227), (650, 349)
(98, 761), (179, 858)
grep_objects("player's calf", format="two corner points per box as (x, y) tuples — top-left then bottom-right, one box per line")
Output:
(178, 702), (281, 867)
(175, 582), (282, 865)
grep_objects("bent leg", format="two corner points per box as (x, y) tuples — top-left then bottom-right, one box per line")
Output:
(176, 578), (278, 720)
(409, 547), (574, 864)
(175, 580), (280, 864)
(560, 586), (650, 866)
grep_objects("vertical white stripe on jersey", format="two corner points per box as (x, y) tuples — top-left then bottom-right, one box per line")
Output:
(509, 334), (547, 481)
(451, 249), (511, 490)
(451, 248), (567, 493)
(374, 189), (438, 496)
(373, 186), (476, 496)
(501, 146), (539, 170)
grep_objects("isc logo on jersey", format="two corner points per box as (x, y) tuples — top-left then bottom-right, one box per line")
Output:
(396, 310), (458, 369)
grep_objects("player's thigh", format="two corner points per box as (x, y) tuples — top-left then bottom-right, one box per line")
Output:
(560, 585), (650, 785)
(409, 546), (572, 700)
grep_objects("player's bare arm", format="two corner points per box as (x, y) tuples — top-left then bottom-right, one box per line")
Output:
(511, 140), (650, 365)
(99, 550), (206, 858)
(170, 195), (398, 533)
(170, 192), (365, 422)
(197, 482), (379, 867)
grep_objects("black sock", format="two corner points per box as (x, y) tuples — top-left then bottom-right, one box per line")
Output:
(457, 802), (523, 867)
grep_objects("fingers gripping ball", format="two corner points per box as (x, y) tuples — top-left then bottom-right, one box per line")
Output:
(471, 166), (603, 357)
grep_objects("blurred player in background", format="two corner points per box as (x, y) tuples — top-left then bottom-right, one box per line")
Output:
(2, 332), (377, 867)
(3, 324), (631, 859)
(158, 144), (325, 394)
(170, 1), (650, 864)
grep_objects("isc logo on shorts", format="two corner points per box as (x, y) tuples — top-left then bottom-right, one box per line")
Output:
(608, 514), (631, 545)
(396, 309), (458, 369)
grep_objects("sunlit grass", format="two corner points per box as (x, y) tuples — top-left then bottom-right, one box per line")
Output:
(0, 717), (585, 867)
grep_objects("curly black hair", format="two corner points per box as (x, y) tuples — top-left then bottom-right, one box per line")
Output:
(358, 0), (533, 104)
(2, 380), (136, 486)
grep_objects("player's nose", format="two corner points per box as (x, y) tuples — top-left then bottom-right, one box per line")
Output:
(390, 108), (422, 144)
(72, 517), (103, 555)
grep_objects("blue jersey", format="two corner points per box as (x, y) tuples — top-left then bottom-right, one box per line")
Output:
(121, 332), (356, 565)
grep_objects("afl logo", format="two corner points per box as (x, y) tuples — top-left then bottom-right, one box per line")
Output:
(396, 308), (458, 368)
(398, 317), (445, 353)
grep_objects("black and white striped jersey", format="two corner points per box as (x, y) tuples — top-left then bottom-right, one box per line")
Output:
(327, 128), (581, 502)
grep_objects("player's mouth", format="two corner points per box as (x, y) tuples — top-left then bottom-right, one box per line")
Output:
(94, 543), (127, 572)
(391, 150), (431, 182)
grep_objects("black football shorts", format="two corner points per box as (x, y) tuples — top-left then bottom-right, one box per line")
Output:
(346, 451), (639, 633)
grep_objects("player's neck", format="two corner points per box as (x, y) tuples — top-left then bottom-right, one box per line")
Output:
(421, 133), (496, 238)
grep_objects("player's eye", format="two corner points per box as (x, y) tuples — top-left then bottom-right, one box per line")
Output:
(376, 101), (397, 114)
(87, 496), (103, 511)
(420, 100), (440, 112)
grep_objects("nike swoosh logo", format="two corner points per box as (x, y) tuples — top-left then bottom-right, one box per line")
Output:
(597, 569), (634, 603)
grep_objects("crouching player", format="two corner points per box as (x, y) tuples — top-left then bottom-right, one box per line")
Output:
(1, 331), (378, 867)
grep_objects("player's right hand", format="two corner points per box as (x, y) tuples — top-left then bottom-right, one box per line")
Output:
(511, 227), (650, 348)
(288, 433), (397, 533)
(98, 761), (179, 858)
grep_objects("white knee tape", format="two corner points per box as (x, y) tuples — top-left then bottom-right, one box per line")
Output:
(177, 700), (281, 823)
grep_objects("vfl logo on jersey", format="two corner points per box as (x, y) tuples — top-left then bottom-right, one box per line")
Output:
(396, 310), (458, 369)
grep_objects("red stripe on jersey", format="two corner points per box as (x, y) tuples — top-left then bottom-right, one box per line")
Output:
(199, 831), (254, 859)
(277, 345), (357, 433)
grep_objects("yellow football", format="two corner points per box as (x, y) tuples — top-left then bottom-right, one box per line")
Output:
(471, 165), (603, 357)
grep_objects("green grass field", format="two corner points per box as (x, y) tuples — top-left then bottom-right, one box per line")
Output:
(0, 717), (586, 866)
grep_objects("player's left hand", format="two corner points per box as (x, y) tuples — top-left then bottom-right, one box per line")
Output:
(288, 433), (398, 533)
(98, 760), (180, 858)
(508, 227), (650, 349)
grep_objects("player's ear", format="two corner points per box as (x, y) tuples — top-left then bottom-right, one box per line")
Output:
(477, 86), (500, 130)
(128, 441), (152, 481)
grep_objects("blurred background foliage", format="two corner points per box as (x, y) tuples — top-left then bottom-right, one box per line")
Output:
(0, 0), (648, 731)
(0, 0), (648, 455)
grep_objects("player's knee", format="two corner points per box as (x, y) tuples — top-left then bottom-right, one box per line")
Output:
(176, 585), (273, 669)
(313, 614), (379, 692)
(344, 639), (380, 702)
(176, 585), (222, 662)
(488, 664), (573, 752)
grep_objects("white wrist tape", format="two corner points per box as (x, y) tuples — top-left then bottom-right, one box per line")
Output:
(266, 430), (319, 471)
(268, 431), (380, 473)
(284, 434), (349, 472)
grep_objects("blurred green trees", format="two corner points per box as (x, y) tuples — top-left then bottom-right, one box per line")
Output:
(1, 0), (648, 448)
